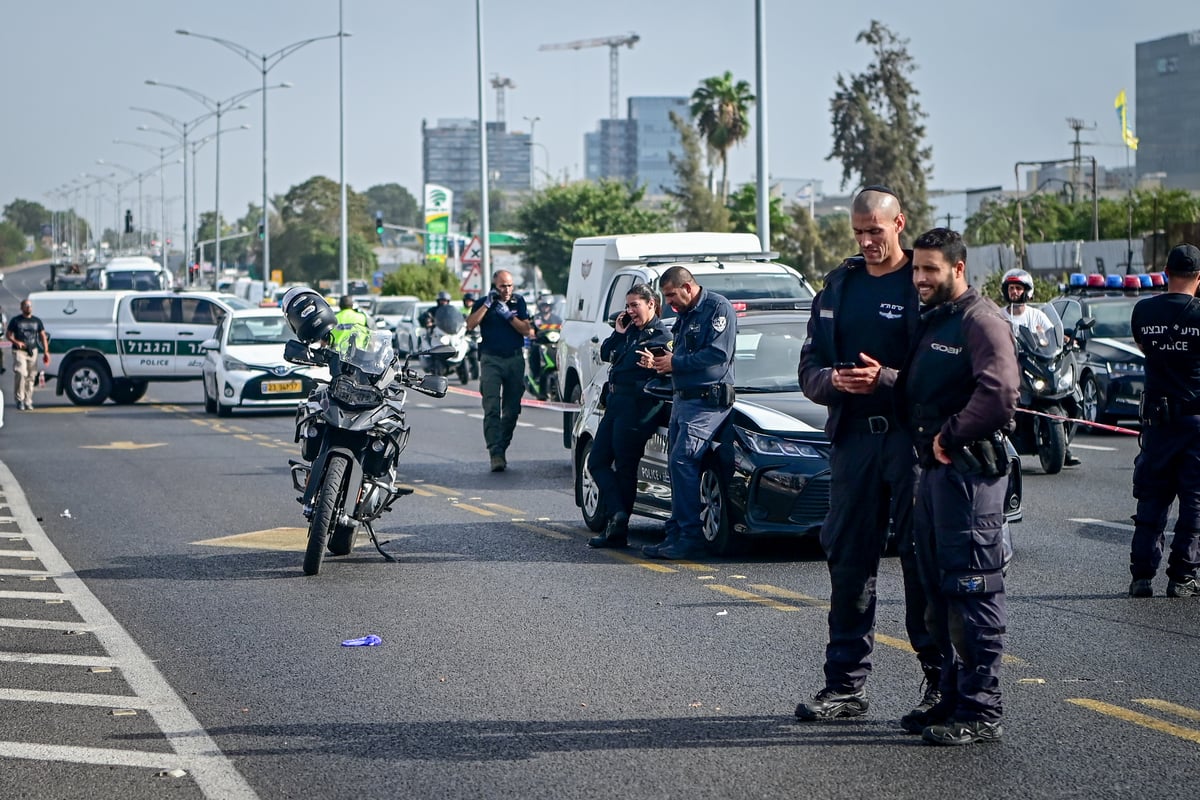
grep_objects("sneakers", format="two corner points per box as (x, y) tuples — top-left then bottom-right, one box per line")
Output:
(489, 453), (506, 472)
(922, 718), (1003, 746)
(589, 512), (628, 548)
(1129, 578), (1154, 598)
(795, 688), (869, 721)
(1167, 578), (1199, 598)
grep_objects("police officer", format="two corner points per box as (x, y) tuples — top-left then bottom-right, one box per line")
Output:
(527, 297), (564, 399)
(641, 266), (736, 560)
(896, 228), (1018, 746)
(466, 270), (534, 472)
(331, 295), (370, 349)
(587, 284), (671, 548)
(795, 186), (942, 724)
(461, 292), (480, 380)
(1128, 243), (1200, 599)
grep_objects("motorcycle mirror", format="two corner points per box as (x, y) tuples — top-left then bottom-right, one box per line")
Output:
(418, 373), (449, 397)
(419, 343), (458, 357)
(1077, 316), (1096, 332)
(283, 338), (326, 366)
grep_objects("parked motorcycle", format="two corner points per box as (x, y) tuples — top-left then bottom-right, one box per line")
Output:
(1009, 303), (1092, 474)
(283, 331), (451, 575)
(421, 305), (471, 385)
(525, 322), (562, 401)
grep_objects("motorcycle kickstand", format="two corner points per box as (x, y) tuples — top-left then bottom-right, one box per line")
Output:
(364, 521), (397, 562)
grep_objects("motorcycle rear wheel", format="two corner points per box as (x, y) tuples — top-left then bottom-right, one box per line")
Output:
(304, 454), (350, 575)
(1037, 416), (1066, 474)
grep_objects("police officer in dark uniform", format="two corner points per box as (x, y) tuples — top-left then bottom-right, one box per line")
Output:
(466, 270), (534, 472)
(586, 284), (672, 548)
(795, 186), (942, 724)
(896, 228), (1018, 746)
(642, 266), (737, 560)
(1128, 243), (1200, 599)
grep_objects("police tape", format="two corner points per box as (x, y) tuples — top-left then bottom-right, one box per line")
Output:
(445, 385), (582, 412)
(1015, 407), (1139, 436)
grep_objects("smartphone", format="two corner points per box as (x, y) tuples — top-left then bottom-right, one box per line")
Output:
(649, 346), (669, 357)
(833, 361), (858, 370)
(619, 311), (632, 326)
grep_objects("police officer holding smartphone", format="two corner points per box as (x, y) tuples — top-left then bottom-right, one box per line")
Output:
(1128, 243), (1200, 598)
(897, 228), (1018, 746)
(641, 266), (736, 560)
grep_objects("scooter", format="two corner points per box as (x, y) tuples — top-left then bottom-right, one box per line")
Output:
(525, 322), (562, 401)
(1009, 303), (1092, 474)
(421, 305), (471, 385)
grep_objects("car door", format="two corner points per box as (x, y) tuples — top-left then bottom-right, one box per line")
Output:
(176, 297), (227, 375)
(119, 295), (178, 377)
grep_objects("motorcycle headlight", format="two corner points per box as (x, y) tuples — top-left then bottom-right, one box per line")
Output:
(737, 427), (823, 458)
(222, 355), (250, 372)
(544, 331), (561, 343)
(1056, 364), (1074, 391)
(329, 375), (382, 409)
(438, 334), (452, 345)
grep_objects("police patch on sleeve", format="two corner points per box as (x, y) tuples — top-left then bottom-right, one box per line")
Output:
(713, 315), (727, 333)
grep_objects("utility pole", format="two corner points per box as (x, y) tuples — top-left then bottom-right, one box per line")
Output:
(1066, 117), (1096, 204)
(489, 75), (515, 125)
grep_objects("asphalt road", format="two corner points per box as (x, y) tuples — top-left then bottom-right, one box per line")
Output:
(1, 264), (1199, 799)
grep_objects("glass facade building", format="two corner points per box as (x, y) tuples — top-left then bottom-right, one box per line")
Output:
(584, 96), (688, 196)
(1136, 30), (1200, 190)
(422, 119), (532, 218)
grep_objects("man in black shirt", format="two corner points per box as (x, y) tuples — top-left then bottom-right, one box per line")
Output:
(795, 186), (941, 723)
(7, 298), (49, 411)
(466, 270), (534, 472)
(1128, 243), (1200, 598)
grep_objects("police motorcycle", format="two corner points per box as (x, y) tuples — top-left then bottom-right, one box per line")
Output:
(280, 288), (451, 576)
(420, 296), (471, 385)
(1008, 300), (1090, 475)
(524, 320), (563, 401)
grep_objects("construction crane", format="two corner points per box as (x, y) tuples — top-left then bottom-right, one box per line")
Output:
(539, 33), (639, 119)
(490, 74), (515, 125)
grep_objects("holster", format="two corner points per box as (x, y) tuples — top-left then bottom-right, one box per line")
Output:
(947, 432), (1009, 478)
(1139, 395), (1171, 427)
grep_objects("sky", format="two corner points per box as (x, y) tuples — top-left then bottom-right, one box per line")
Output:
(1, 1), (1194, 242)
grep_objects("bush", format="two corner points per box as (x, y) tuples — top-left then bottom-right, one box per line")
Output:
(381, 263), (460, 300)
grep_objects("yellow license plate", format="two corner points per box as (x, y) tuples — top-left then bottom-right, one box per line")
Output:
(263, 380), (302, 394)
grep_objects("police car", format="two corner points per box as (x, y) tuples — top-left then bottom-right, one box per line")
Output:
(570, 310), (1025, 555)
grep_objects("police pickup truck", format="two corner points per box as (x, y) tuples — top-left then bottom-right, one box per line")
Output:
(32, 290), (244, 405)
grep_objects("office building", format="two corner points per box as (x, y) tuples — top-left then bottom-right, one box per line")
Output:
(422, 119), (532, 218)
(1136, 30), (1200, 190)
(584, 96), (688, 195)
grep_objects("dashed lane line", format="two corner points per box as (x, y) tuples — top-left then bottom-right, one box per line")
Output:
(0, 619), (92, 632)
(1070, 517), (1134, 532)
(1134, 698), (1200, 723)
(482, 502), (525, 515)
(0, 460), (258, 798)
(0, 653), (116, 668)
(512, 522), (571, 541)
(706, 584), (801, 612)
(1068, 698), (1200, 745)
(0, 688), (154, 709)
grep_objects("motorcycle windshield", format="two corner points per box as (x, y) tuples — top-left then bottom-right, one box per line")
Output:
(434, 305), (465, 335)
(1009, 302), (1066, 358)
(333, 330), (396, 376)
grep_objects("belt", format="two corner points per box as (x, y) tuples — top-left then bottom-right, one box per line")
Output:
(480, 348), (523, 358)
(844, 415), (894, 434)
(608, 382), (645, 396)
(675, 384), (720, 401)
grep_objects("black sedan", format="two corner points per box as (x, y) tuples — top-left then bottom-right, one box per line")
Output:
(571, 312), (1023, 555)
(1049, 293), (1145, 424)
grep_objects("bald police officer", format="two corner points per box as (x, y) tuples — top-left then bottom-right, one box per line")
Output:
(1128, 243), (1200, 598)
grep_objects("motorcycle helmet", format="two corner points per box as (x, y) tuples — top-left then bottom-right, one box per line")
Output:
(462, 292), (477, 304)
(1001, 269), (1034, 304)
(437, 290), (452, 303)
(282, 287), (337, 344)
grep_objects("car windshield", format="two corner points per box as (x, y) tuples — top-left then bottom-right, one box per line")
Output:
(658, 271), (813, 322)
(106, 270), (165, 290)
(217, 295), (254, 310)
(332, 329), (395, 375)
(228, 316), (295, 346)
(376, 300), (408, 315)
(1090, 299), (1138, 339)
(731, 319), (806, 391)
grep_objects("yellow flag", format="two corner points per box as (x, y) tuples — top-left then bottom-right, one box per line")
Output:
(1114, 90), (1138, 151)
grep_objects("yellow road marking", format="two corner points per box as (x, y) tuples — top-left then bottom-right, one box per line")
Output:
(750, 584), (829, 607)
(674, 561), (713, 571)
(422, 484), (461, 497)
(707, 584), (799, 612)
(596, 550), (677, 573)
(397, 484), (435, 497)
(513, 522), (570, 541)
(79, 441), (168, 450)
(26, 406), (87, 414)
(193, 527), (309, 552)
(449, 502), (496, 517)
(483, 502), (526, 515)
(1134, 699), (1200, 722)
(1068, 698), (1200, 744)
(234, 434), (254, 441)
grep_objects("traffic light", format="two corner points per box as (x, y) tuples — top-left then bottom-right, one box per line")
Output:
(124, 209), (133, 235)
(375, 211), (384, 237)
(257, 223), (265, 240)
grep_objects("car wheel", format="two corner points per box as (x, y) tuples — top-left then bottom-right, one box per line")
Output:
(1080, 373), (1104, 429)
(203, 379), (217, 414)
(63, 359), (112, 405)
(110, 378), (148, 404)
(563, 383), (581, 450)
(576, 439), (606, 532)
(699, 461), (735, 555)
(217, 398), (233, 418)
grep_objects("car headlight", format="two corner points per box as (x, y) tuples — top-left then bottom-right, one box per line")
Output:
(222, 355), (250, 372)
(1108, 360), (1144, 377)
(737, 427), (823, 458)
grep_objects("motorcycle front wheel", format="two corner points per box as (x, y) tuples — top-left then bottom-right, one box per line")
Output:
(304, 454), (351, 576)
(1037, 416), (1066, 475)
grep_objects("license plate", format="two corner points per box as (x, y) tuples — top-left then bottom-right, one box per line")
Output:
(263, 380), (302, 394)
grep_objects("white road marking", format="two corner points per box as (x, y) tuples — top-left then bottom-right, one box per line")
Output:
(0, 460), (258, 799)
(0, 619), (91, 632)
(0, 652), (116, 667)
(0, 688), (153, 709)
(442, 408), (466, 414)
(0, 741), (225, 771)
(538, 427), (560, 433)
(0, 568), (53, 577)
(0, 550), (35, 557)
(1071, 443), (1118, 452)
(1070, 518), (1135, 532)
(0, 590), (68, 601)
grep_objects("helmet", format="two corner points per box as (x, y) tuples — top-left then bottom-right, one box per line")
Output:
(537, 297), (552, 311)
(338, 295), (354, 310)
(462, 292), (477, 304)
(1001, 269), (1034, 304)
(437, 290), (452, 303)
(282, 287), (337, 344)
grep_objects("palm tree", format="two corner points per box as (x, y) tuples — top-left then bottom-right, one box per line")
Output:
(689, 71), (756, 205)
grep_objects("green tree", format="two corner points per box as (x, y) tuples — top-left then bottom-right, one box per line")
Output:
(364, 183), (420, 229)
(381, 263), (460, 298)
(690, 71), (756, 204)
(726, 183), (790, 251)
(664, 111), (730, 232)
(778, 208), (854, 284)
(828, 20), (933, 233)
(0, 221), (28, 266)
(515, 180), (671, 293)
(3, 199), (51, 236)
(270, 176), (377, 284)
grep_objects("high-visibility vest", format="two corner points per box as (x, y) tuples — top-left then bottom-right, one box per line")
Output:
(329, 307), (370, 349)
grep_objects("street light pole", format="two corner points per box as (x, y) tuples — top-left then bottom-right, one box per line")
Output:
(754, 0), (770, 253)
(475, 0), (491, 278)
(338, 0), (348, 295)
(523, 115), (540, 190)
(115, 138), (184, 269)
(176, 27), (348, 298)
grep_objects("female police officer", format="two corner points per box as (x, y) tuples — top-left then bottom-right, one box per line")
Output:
(587, 284), (672, 548)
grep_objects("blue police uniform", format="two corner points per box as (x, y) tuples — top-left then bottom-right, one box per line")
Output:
(1129, 244), (1200, 598)
(643, 287), (737, 560)
(586, 316), (672, 546)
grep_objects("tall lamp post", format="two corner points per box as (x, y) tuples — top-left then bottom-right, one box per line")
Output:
(115, 138), (184, 269)
(187, 124), (251, 277)
(523, 115), (540, 190)
(176, 27), (348, 297)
